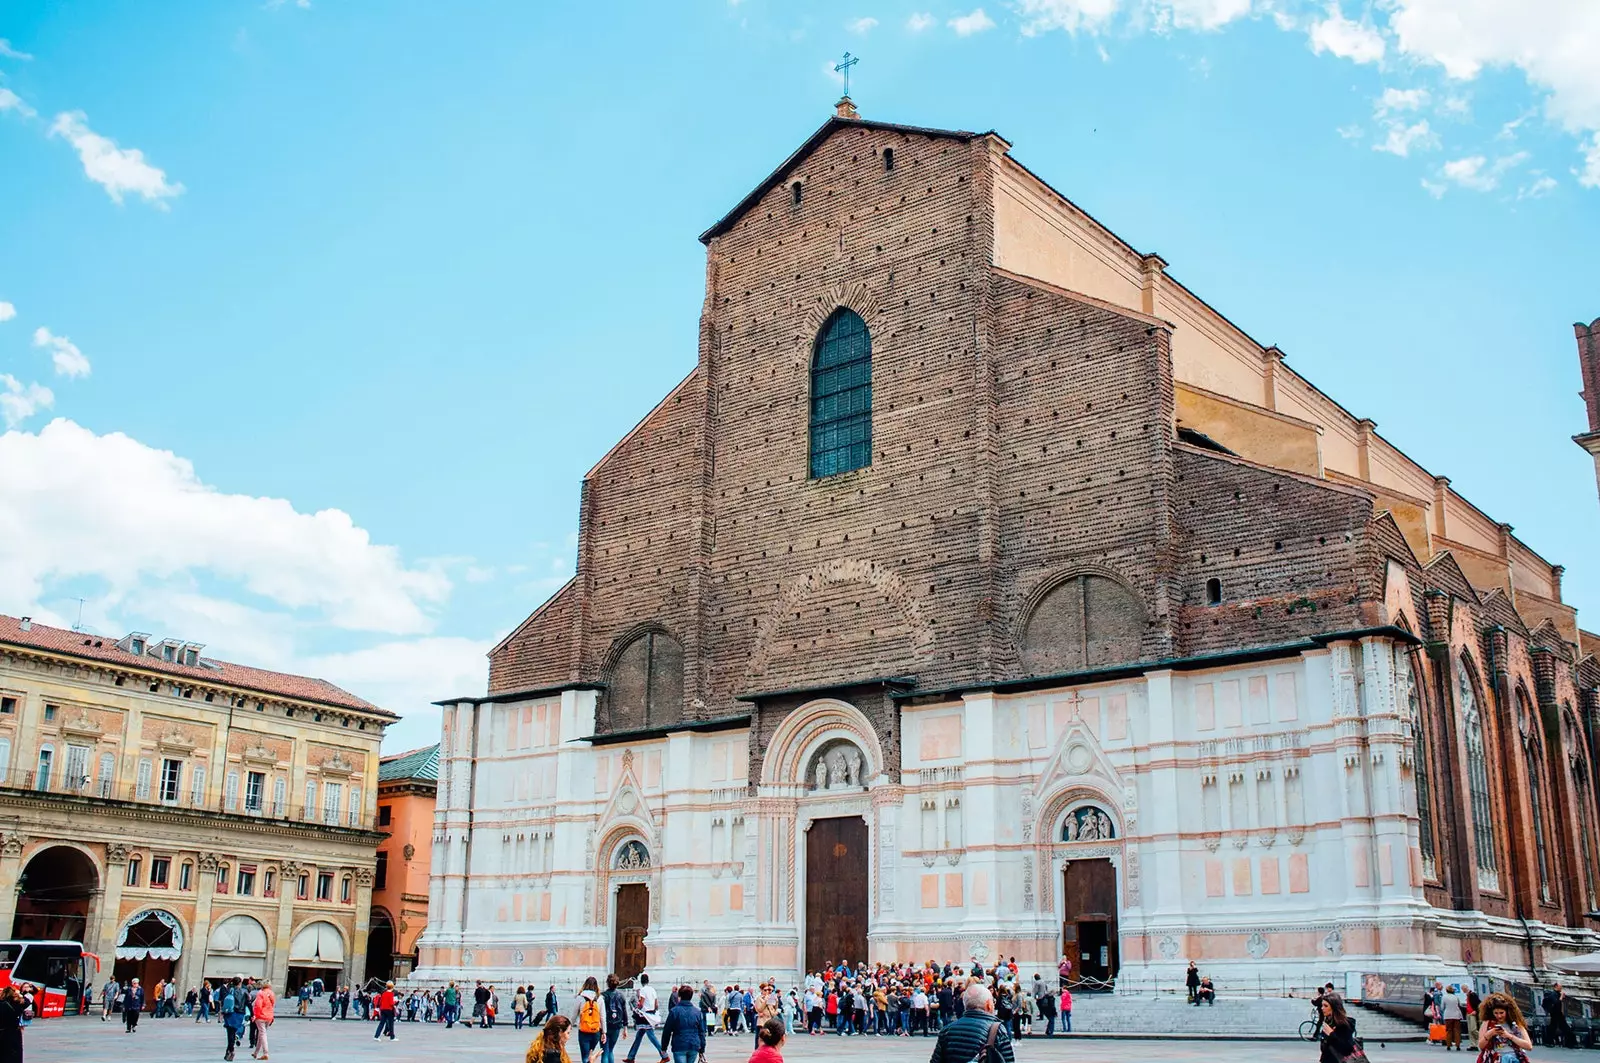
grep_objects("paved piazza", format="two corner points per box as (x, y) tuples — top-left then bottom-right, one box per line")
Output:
(18, 1017), (1581, 1063)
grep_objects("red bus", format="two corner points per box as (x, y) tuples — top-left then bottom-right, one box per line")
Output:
(0, 941), (99, 1017)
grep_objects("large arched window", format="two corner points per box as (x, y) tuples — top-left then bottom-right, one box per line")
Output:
(605, 629), (685, 733)
(809, 308), (872, 478)
(1518, 690), (1554, 903)
(1455, 655), (1499, 892)
(1397, 647), (1436, 879)
(1566, 707), (1600, 911)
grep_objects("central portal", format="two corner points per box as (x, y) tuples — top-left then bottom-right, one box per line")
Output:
(805, 816), (868, 973)
(1062, 858), (1118, 987)
(613, 883), (649, 981)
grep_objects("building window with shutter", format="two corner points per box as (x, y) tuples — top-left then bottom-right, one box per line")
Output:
(190, 763), (207, 806)
(0, 738), (11, 785)
(179, 862), (192, 891)
(65, 744), (89, 792)
(126, 857), (141, 887)
(225, 771), (240, 811)
(245, 771), (266, 812)
(135, 758), (153, 800)
(305, 779), (318, 821)
(97, 752), (115, 797)
(323, 782), (342, 825)
(159, 758), (183, 803)
(349, 786), (361, 826)
(272, 775), (286, 817)
(37, 746), (54, 791)
(316, 872), (332, 901)
(150, 857), (169, 888)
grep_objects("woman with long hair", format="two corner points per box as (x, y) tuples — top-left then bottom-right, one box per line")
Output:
(1317, 994), (1360, 1063)
(530, 1014), (574, 1063)
(1476, 994), (1532, 1063)
(0, 985), (24, 1063)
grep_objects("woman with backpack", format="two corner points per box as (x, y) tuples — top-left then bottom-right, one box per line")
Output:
(577, 977), (606, 1063)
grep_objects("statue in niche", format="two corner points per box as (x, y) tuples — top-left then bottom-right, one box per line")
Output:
(1064, 815), (1079, 842)
(1062, 806), (1116, 842)
(1080, 811), (1101, 841)
(807, 739), (868, 791)
(827, 753), (845, 788)
(1098, 811), (1113, 839)
(844, 748), (861, 787)
(616, 841), (650, 870)
(814, 759), (828, 791)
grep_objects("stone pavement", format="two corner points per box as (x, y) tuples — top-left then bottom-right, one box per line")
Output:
(18, 1016), (1582, 1063)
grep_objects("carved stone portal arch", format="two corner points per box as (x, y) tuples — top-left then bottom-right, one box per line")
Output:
(761, 698), (886, 791)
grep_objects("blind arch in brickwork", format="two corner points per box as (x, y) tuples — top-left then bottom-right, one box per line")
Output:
(1016, 568), (1147, 677)
(601, 625), (685, 733)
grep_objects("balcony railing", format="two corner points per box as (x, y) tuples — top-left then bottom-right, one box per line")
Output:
(0, 771), (376, 830)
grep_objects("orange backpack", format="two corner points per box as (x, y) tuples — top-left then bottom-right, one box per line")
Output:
(580, 997), (603, 1034)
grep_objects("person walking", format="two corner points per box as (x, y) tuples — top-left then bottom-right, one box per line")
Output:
(1544, 983), (1572, 1049)
(1440, 984), (1465, 1051)
(101, 978), (119, 1022)
(197, 979), (214, 1023)
(0, 986), (25, 1063)
(750, 1017), (786, 1063)
(623, 973), (669, 1063)
(662, 985), (708, 1063)
(928, 985), (1015, 1063)
(602, 974), (630, 1063)
(1317, 994), (1359, 1063)
(1476, 993), (1532, 1063)
(536, 984), (559, 1026)
(576, 977), (605, 1063)
(1465, 985), (1482, 1044)
(1037, 979), (1057, 1037)
(515, 986), (530, 1030)
(251, 979), (275, 1060)
(530, 1014), (574, 1063)
(121, 979), (144, 1034)
(374, 982), (398, 1041)
(443, 981), (460, 1028)
(221, 978), (248, 1061)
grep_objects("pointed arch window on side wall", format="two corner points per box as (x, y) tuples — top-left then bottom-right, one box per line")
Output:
(1569, 706), (1600, 912)
(1519, 691), (1554, 904)
(809, 308), (872, 479)
(1456, 655), (1500, 892)
(1397, 647), (1436, 880)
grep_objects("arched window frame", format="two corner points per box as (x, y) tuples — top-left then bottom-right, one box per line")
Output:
(1396, 645), (1437, 880)
(1565, 707), (1600, 912)
(808, 308), (873, 479)
(603, 627), (684, 733)
(1455, 654), (1500, 891)
(1518, 688), (1554, 904)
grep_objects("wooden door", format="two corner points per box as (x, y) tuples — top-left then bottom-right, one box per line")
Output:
(805, 816), (868, 974)
(614, 883), (649, 981)
(1061, 859), (1118, 985)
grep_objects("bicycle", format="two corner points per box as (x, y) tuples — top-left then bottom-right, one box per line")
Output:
(1300, 1018), (1322, 1041)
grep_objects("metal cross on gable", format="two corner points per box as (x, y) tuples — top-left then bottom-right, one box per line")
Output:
(835, 51), (859, 98)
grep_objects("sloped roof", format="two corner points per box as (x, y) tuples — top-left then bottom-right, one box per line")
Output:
(699, 115), (989, 244)
(0, 613), (389, 716)
(378, 743), (439, 783)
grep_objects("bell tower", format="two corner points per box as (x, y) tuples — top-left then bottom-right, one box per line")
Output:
(1576, 317), (1600, 506)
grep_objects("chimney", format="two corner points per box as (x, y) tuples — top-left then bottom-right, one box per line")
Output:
(834, 96), (860, 120)
(19, 617), (30, 632)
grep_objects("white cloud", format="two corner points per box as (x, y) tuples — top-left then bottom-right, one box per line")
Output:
(1439, 150), (1528, 191)
(1389, 0), (1600, 134)
(303, 636), (492, 750)
(0, 88), (35, 119)
(1421, 178), (1448, 198)
(1438, 95), (1470, 118)
(949, 8), (997, 35)
(1309, 6), (1386, 64)
(1577, 133), (1600, 187)
(1018, 0), (1121, 35)
(0, 302), (14, 323)
(823, 59), (845, 85)
(0, 419), (451, 634)
(1158, 0), (1252, 31)
(1337, 124), (1364, 140)
(0, 39), (32, 61)
(907, 12), (935, 31)
(849, 16), (879, 33)
(31, 326), (91, 379)
(1377, 88), (1429, 115)
(0, 377), (53, 428)
(49, 111), (184, 207)
(1518, 173), (1558, 198)
(1372, 119), (1437, 157)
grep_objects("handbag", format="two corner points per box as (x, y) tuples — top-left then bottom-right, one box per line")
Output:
(1430, 1023), (1448, 1042)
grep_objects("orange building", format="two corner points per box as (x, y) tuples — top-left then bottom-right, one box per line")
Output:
(368, 744), (437, 979)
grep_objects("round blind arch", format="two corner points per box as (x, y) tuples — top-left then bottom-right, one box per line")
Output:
(809, 308), (872, 478)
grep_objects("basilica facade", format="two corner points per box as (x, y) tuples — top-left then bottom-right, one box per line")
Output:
(416, 105), (1600, 995)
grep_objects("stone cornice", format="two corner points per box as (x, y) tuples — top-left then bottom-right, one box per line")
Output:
(0, 642), (394, 727)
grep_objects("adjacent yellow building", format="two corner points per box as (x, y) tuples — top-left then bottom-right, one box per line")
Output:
(0, 613), (391, 1000)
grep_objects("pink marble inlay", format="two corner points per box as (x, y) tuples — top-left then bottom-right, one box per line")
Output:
(1289, 852), (1310, 893)
(1260, 857), (1281, 894)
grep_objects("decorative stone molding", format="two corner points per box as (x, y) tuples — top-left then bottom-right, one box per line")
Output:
(60, 709), (103, 740)
(1246, 932), (1270, 959)
(279, 861), (302, 878)
(512, 949), (525, 966)
(0, 835), (24, 859)
(354, 868), (375, 888)
(403, 843), (416, 861)
(105, 842), (131, 866)
(196, 852), (221, 873)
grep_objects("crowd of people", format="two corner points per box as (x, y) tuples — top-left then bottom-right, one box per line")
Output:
(1419, 980), (1541, 1059)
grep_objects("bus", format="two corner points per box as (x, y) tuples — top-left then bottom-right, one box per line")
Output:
(0, 941), (99, 1017)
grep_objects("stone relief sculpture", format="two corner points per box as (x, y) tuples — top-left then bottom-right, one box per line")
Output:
(806, 739), (868, 791)
(1062, 805), (1116, 842)
(615, 840), (650, 870)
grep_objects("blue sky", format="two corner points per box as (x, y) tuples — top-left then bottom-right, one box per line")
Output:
(1, 0), (1596, 752)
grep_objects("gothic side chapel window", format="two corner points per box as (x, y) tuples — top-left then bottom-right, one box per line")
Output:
(615, 841), (651, 871)
(1396, 647), (1437, 879)
(809, 309), (873, 479)
(1455, 655), (1499, 891)
(1061, 806), (1116, 842)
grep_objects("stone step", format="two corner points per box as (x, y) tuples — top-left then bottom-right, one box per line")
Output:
(1059, 995), (1424, 1040)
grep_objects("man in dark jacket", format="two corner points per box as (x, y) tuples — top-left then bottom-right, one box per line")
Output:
(1544, 984), (1573, 1048)
(929, 984), (1014, 1063)
(661, 986), (708, 1063)
(121, 979), (145, 1033)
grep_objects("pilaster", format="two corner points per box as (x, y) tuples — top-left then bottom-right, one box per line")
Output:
(183, 851), (221, 990)
(97, 842), (130, 968)
(352, 867), (374, 983)
(270, 861), (299, 989)
(0, 834), (25, 937)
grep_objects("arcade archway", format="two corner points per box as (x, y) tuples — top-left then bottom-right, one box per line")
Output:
(364, 907), (394, 982)
(14, 845), (98, 941)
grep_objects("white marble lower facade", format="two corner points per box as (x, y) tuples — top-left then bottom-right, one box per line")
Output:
(414, 633), (1600, 993)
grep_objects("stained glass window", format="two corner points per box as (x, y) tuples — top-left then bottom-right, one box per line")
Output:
(809, 309), (872, 478)
(1398, 648), (1436, 878)
(1456, 655), (1499, 891)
